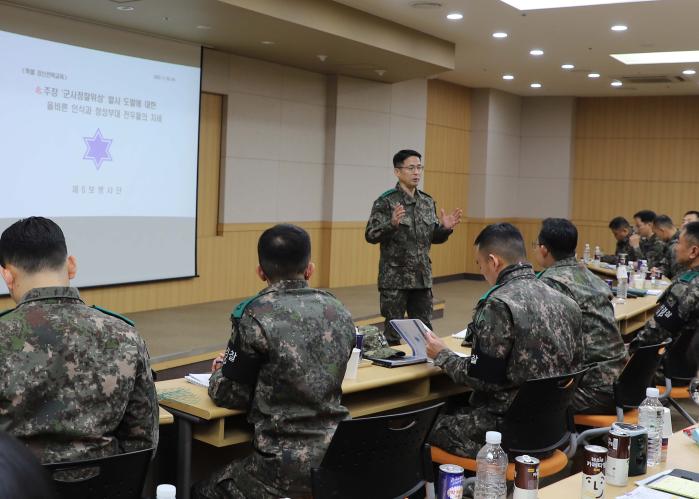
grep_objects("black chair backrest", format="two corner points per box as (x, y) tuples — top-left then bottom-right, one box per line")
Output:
(663, 331), (697, 382)
(502, 368), (588, 455)
(615, 339), (670, 409)
(311, 402), (443, 499)
(43, 448), (153, 499)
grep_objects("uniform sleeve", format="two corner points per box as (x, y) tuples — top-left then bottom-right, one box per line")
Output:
(115, 338), (159, 454)
(434, 299), (515, 391)
(631, 283), (696, 352)
(365, 197), (398, 244)
(208, 312), (268, 409)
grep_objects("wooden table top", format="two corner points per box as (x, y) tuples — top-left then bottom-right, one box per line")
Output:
(539, 431), (699, 497)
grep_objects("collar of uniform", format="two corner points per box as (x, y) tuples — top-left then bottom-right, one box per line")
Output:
(18, 286), (83, 306)
(549, 256), (579, 269)
(262, 279), (309, 294)
(496, 262), (534, 285)
(394, 182), (419, 204)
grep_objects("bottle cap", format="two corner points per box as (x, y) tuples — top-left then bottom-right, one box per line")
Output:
(156, 484), (176, 499)
(646, 387), (659, 398)
(485, 431), (502, 444)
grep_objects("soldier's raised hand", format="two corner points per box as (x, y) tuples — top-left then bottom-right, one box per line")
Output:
(391, 204), (406, 227)
(211, 352), (225, 372)
(440, 208), (463, 230)
(629, 234), (641, 249)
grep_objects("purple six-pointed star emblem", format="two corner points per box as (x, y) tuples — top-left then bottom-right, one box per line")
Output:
(83, 129), (113, 170)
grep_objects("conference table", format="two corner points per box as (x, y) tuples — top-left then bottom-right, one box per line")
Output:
(539, 430), (699, 497)
(156, 336), (471, 499)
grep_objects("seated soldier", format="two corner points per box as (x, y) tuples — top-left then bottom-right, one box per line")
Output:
(653, 214), (685, 279)
(630, 210), (665, 269)
(601, 216), (639, 264)
(631, 222), (699, 362)
(0, 217), (158, 464)
(535, 218), (627, 414)
(423, 223), (583, 458)
(193, 224), (355, 499)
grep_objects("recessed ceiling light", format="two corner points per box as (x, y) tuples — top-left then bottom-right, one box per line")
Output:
(611, 80), (623, 87)
(561, 64), (575, 70)
(682, 69), (697, 75)
(116, 5), (134, 11)
(492, 32), (508, 38)
(446, 12), (464, 20)
(196, 25), (212, 30)
(260, 40), (275, 45)
(530, 82), (542, 88)
(503, 74), (515, 80)
(410, 1), (443, 8)
(530, 49), (544, 56)
(498, 0), (654, 10)
(611, 50), (699, 65)
(611, 24), (628, 31)
(588, 72), (601, 78)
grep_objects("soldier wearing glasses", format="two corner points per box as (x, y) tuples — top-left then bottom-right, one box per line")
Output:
(365, 149), (462, 345)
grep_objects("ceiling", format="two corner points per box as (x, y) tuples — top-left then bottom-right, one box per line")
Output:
(334, 0), (699, 96)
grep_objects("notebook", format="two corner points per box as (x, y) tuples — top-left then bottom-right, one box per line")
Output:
(185, 373), (211, 388)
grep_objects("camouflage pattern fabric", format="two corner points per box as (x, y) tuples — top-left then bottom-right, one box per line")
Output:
(639, 234), (666, 270)
(358, 325), (404, 359)
(428, 264), (583, 458)
(379, 288), (433, 344)
(193, 279), (355, 499)
(538, 257), (628, 414)
(601, 237), (639, 265)
(632, 269), (699, 355)
(0, 287), (158, 464)
(662, 230), (687, 280)
(365, 184), (452, 290)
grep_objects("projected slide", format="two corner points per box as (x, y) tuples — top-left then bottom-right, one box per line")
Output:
(0, 29), (200, 290)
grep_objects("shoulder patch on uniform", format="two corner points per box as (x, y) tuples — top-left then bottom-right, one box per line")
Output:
(380, 188), (398, 198)
(679, 270), (699, 283)
(0, 307), (15, 319)
(91, 305), (135, 327)
(231, 289), (276, 319)
(478, 284), (503, 303)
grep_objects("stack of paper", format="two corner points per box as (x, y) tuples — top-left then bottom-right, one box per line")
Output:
(185, 373), (211, 388)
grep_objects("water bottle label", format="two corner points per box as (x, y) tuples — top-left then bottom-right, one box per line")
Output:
(513, 486), (538, 499)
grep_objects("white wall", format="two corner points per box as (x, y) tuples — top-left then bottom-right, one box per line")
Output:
(202, 49), (428, 224)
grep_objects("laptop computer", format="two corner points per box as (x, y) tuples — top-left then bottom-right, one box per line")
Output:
(367, 319), (430, 368)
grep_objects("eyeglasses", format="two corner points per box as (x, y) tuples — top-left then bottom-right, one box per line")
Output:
(397, 165), (425, 173)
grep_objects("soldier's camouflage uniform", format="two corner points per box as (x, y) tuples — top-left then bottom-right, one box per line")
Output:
(193, 279), (355, 499)
(639, 234), (666, 270)
(0, 287), (158, 464)
(661, 230), (686, 280)
(428, 264), (583, 458)
(537, 257), (628, 414)
(601, 237), (639, 265)
(365, 183), (453, 344)
(631, 268), (699, 367)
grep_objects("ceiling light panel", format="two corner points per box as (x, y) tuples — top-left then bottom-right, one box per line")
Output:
(611, 51), (699, 64)
(499, 0), (653, 9)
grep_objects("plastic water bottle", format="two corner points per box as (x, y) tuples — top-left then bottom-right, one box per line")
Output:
(594, 245), (601, 263)
(638, 387), (664, 467)
(474, 431), (508, 499)
(640, 260), (649, 280)
(156, 484), (176, 499)
(616, 264), (628, 303)
(583, 243), (591, 263)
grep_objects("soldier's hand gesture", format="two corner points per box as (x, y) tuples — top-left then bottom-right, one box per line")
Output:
(391, 204), (406, 227)
(440, 208), (463, 230)
(629, 234), (641, 249)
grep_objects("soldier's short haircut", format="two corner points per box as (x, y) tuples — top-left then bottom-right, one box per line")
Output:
(609, 216), (631, 230)
(258, 224), (311, 281)
(633, 210), (656, 223)
(0, 217), (67, 273)
(392, 149), (421, 168)
(538, 218), (578, 261)
(683, 221), (699, 246)
(684, 210), (699, 218)
(474, 223), (527, 263)
(653, 214), (674, 229)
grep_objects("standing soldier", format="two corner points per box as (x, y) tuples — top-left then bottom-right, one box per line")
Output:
(653, 215), (685, 279)
(365, 149), (462, 345)
(194, 224), (355, 499)
(0, 217), (158, 464)
(630, 210), (665, 269)
(423, 223), (582, 457)
(534, 218), (627, 414)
